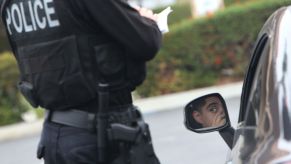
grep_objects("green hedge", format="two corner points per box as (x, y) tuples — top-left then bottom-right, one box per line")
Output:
(224, 0), (261, 6)
(0, 52), (28, 126)
(136, 0), (291, 97)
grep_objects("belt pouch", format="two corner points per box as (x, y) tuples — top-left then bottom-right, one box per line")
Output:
(18, 81), (39, 108)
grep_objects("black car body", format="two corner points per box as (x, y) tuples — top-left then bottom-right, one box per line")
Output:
(184, 5), (291, 164)
(227, 5), (291, 164)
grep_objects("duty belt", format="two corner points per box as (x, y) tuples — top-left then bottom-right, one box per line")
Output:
(45, 105), (140, 131)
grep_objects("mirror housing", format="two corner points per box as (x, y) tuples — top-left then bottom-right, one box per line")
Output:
(184, 93), (231, 133)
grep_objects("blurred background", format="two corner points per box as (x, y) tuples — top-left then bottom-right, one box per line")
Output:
(0, 0), (291, 164)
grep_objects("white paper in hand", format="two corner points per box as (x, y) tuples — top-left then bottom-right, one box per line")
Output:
(157, 7), (173, 34)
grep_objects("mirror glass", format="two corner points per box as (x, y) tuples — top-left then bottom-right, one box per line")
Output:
(184, 93), (230, 133)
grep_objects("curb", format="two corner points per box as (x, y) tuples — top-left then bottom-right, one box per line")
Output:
(134, 81), (243, 114)
(0, 81), (243, 142)
(0, 120), (43, 142)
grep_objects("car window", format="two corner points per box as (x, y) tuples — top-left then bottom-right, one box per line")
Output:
(229, 35), (270, 163)
(244, 41), (270, 127)
(239, 34), (269, 122)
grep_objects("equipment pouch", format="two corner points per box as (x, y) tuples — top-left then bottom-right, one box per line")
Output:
(130, 122), (160, 164)
(94, 43), (126, 89)
(126, 59), (146, 91)
(18, 81), (39, 108)
(37, 127), (45, 159)
(37, 143), (45, 159)
(17, 36), (96, 110)
(94, 43), (146, 91)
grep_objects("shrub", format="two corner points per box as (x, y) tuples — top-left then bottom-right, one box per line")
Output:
(0, 52), (28, 126)
(224, 0), (268, 7)
(136, 0), (291, 97)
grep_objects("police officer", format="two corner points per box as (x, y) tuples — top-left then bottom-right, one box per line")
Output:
(0, 0), (162, 164)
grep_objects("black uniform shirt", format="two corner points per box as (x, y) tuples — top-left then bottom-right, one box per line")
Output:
(69, 0), (162, 61)
(0, 0), (162, 110)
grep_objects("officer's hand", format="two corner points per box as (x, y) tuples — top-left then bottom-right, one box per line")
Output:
(134, 6), (158, 22)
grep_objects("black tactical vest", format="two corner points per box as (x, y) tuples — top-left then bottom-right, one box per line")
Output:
(1, 0), (145, 110)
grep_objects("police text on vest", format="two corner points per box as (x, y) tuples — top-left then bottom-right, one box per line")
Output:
(5, 0), (60, 35)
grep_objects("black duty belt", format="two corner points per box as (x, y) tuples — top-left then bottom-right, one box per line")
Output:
(45, 105), (140, 131)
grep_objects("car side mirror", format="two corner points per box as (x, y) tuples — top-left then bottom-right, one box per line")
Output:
(184, 93), (234, 148)
(184, 93), (231, 133)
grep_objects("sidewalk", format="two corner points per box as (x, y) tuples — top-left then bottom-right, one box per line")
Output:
(0, 81), (243, 142)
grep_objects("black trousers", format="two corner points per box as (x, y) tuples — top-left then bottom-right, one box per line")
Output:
(37, 113), (160, 164)
(38, 119), (137, 164)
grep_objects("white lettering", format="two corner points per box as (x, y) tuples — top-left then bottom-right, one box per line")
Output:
(5, 8), (12, 35)
(28, 1), (37, 31)
(5, 0), (60, 34)
(11, 4), (23, 33)
(34, 0), (46, 29)
(20, 2), (33, 32)
(43, 0), (60, 27)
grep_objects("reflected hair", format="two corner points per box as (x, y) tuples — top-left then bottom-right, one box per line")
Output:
(185, 97), (207, 129)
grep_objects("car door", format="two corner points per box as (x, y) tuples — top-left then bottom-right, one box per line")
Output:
(227, 6), (291, 164)
(226, 32), (270, 164)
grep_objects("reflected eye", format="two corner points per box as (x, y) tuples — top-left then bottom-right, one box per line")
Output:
(209, 107), (217, 113)
(207, 102), (219, 113)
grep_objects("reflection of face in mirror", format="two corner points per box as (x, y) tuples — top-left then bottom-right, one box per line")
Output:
(192, 96), (226, 128)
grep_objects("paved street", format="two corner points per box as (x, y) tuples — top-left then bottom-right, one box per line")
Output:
(0, 96), (240, 164)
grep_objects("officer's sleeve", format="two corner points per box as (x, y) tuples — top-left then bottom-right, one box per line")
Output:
(82, 0), (162, 61)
